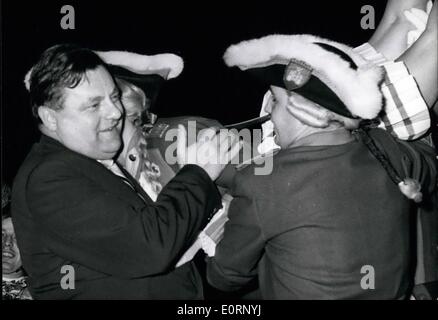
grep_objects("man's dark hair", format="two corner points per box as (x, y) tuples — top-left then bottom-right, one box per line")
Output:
(29, 44), (107, 122)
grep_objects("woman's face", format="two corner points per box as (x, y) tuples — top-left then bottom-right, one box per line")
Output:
(116, 78), (148, 128)
(118, 82), (148, 165)
(121, 94), (143, 150)
(122, 93), (145, 127)
(2, 217), (22, 274)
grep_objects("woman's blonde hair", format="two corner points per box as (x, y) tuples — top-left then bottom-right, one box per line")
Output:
(116, 78), (150, 126)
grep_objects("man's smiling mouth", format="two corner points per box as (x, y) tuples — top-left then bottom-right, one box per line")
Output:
(3, 250), (16, 258)
(101, 122), (120, 132)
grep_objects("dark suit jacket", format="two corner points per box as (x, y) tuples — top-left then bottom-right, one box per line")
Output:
(12, 135), (222, 299)
(207, 129), (437, 299)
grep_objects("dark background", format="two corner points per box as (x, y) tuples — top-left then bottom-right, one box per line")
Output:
(1, 0), (386, 185)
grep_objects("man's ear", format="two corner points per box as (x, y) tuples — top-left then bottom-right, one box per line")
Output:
(37, 106), (58, 131)
(287, 93), (332, 128)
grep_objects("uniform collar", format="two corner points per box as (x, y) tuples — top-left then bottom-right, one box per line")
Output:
(287, 128), (355, 149)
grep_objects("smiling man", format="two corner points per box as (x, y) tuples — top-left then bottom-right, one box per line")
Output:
(39, 65), (124, 159)
(12, 44), (240, 299)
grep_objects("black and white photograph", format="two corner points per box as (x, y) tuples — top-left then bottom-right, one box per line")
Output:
(1, 0), (437, 307)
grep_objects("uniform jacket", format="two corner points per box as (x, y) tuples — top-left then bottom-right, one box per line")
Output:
(207, 129), (437, 299)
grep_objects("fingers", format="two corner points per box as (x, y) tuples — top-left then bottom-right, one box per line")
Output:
(209, 129), (242, 165)
(198, 127), (218, 143)
(404, 7), (428, 32)
(289, 93), (331, 119)
(407, 31), (417, 47)
(178, 124), (243, 170)
(226, 139), (243, 163)
(199, 127), (236, 151)
(218, 129), (231, 146)
(410, 8), (429, 22)
(287, 93), (334, 127)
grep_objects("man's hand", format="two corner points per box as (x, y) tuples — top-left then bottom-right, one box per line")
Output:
(177, 125), (243, 181)
(404, 1), (433, 47)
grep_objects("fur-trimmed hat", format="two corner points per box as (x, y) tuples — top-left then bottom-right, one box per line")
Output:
(95, 50), (184, 111)
(24, 50), (184, 108)
(95, 50), (183, 80)
(224, 34), (384, 119)
(224, 35), (424, 203)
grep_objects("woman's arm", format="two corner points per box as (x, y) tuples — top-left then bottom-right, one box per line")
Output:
(397, 2), (438, 107)
(369, 0), (430, 60)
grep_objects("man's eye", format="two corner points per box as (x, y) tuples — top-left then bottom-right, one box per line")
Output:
(270, 97), (277, 105)
(111, 93), (122, 102)
(89, 103), (99, 109)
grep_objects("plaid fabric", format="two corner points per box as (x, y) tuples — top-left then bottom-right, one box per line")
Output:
(354, 43), (431, 141)
(2, 277), (32, 300)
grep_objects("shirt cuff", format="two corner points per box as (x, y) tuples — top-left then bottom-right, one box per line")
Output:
(353, 42), (389, 66)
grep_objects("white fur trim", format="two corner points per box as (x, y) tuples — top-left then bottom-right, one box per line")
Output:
(95, 51), (184, 80)
(23, 51), (184, 91)
(224, 34), (383, 119)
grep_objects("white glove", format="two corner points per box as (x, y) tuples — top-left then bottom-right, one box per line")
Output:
(404, 0), (433, 48)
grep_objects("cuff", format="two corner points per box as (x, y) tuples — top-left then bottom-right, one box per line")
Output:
(378, 61), (431, 140)
(353, 42), (389, 66)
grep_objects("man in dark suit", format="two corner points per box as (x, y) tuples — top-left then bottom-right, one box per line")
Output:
(12, 44), (241, 299)
(207, 35), (437, 299)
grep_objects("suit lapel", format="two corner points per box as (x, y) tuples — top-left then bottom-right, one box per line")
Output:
(39, 135), (152, 206)
(118, 164), (152, 203)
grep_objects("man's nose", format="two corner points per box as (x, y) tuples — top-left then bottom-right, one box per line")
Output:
(264, 99), (273, 114)
(104, 100), (123, 120)
(3, 234), (14, 248)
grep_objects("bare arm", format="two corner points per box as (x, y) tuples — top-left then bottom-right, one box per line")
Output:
(369, 0), (430, 60)
(397, 2), (438, 107)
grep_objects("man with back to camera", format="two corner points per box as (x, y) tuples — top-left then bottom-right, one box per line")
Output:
(11, 44), (241, 299)
(207, 34), (437, 299)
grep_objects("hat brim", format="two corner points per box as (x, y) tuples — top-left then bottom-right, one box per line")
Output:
(109, 65), (166, 111)
(245, 65), (356, 118)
